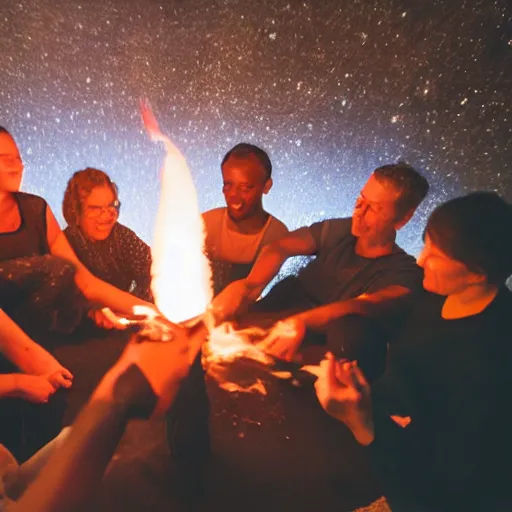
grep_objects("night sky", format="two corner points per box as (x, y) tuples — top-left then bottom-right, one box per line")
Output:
(2, 0), (511, 258)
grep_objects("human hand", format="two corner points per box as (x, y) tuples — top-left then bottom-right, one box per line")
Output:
(314, 353), (374, 444)
(257, 317), (306, 362)
(17, 374), (58, 404)
(98, 315), (206, 418)
(46, 368), (74, 389)
(208, 279), (255, 326)
(88, 308), (123, 330)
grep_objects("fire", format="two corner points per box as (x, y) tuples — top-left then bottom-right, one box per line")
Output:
(141, 103), (317, 394)
(142, 101), (212, 324)
(201, 323), (273, 394)
(203, 323), (272, 366)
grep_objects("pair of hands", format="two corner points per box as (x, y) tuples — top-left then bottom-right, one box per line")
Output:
(208, 279), (307, 361)
(18, 367), (74, 404)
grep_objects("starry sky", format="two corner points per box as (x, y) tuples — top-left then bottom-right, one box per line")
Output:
(1, 0), (511, 258)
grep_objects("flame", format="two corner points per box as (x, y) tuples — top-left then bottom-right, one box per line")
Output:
(147, 123), (212, 323)
(203, 323), (272, 365)
(144, 105), (299, 394)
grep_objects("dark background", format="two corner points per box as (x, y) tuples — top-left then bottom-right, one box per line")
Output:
(1, 0), (511, 258)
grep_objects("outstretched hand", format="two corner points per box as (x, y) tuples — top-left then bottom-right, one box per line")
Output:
(314, 353), (374, 444)
(208, 279), (257, 326)
(257, 316), (306, 362)
(98, 315), (205, 418)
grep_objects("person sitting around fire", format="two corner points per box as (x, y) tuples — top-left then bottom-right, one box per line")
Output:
(0, 308), (72, 509)
(315, 192), (512, 511)
(212, 162), (429, 382)
(62, 167), (154, 328)
(203, 143), (288, 296)
(0, 125), (159, 461)
(0, 126), (158, 334)
(168, 141), (289, 500)
(9, 314), (204, 512)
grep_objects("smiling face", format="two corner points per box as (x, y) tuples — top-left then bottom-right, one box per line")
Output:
(221, 155), (272, 222)
(79, 185), (120, 241)
(351, 174), (403, 245)
(0, 131), (24, 193)
(417, 234), (485, 296)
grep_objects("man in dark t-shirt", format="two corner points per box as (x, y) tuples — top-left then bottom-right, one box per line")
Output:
(315, 192), (512, 510)
(213, 162), (429, 378)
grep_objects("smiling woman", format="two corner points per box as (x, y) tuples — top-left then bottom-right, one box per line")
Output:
(0, 127), (157, 329)
(63, 168), (154, 302)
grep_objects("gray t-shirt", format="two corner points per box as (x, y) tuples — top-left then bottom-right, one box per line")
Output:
(296, 218), (423, 306)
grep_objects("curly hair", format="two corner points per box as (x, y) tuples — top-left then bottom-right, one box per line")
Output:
(221, 143), (272, 180)
(62, 168), (119, 228)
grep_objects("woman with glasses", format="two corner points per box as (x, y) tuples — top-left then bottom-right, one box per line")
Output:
(63, 168), (153, 304)
(0, 127), (158, 459)
(0, 127), (156, 332)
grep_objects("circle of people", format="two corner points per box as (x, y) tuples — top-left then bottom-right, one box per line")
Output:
(1, 124), (511, 511)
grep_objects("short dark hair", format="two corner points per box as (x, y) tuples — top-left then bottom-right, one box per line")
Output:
(373, 162), (429, 219)
(63, 168), (119, 228)
(221, 143), (272, 180)
(425, 192), (512, 285)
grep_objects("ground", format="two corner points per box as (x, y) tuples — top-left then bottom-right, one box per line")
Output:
(52, 329), (383, 512)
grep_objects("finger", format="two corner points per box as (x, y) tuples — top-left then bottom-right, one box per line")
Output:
(350, 365), (369, 392)
(333, 360), (357, 390)
(325, 352), (340, 387)
(54, 373), (73, 389)
(61, 368), (74, 381)
(60, 378), (73, 389)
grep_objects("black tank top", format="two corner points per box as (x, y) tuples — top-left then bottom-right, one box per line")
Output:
(0, 192), (50, 261)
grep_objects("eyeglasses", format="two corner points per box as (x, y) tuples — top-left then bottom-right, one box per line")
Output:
(85, 200), (121, 218)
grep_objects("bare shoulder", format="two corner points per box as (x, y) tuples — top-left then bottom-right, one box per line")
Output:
(202, 207), (225, 227)
(265, 215), (289, 243)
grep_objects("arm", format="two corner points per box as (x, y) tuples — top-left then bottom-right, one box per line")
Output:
(0, 374), (21, 398)
(244, 227), (318, 298)
(12, 367), (155, 512)
(0, 309), (69, 376)
(257, 285), (414, 361)
(46, 207), (153, 315)
(0, 373), (58, 403)
(210, 227), (318, 322)
(127, 232), (154, 302)
(293, 285), (413, 331)
(12, 318), (205, 512)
